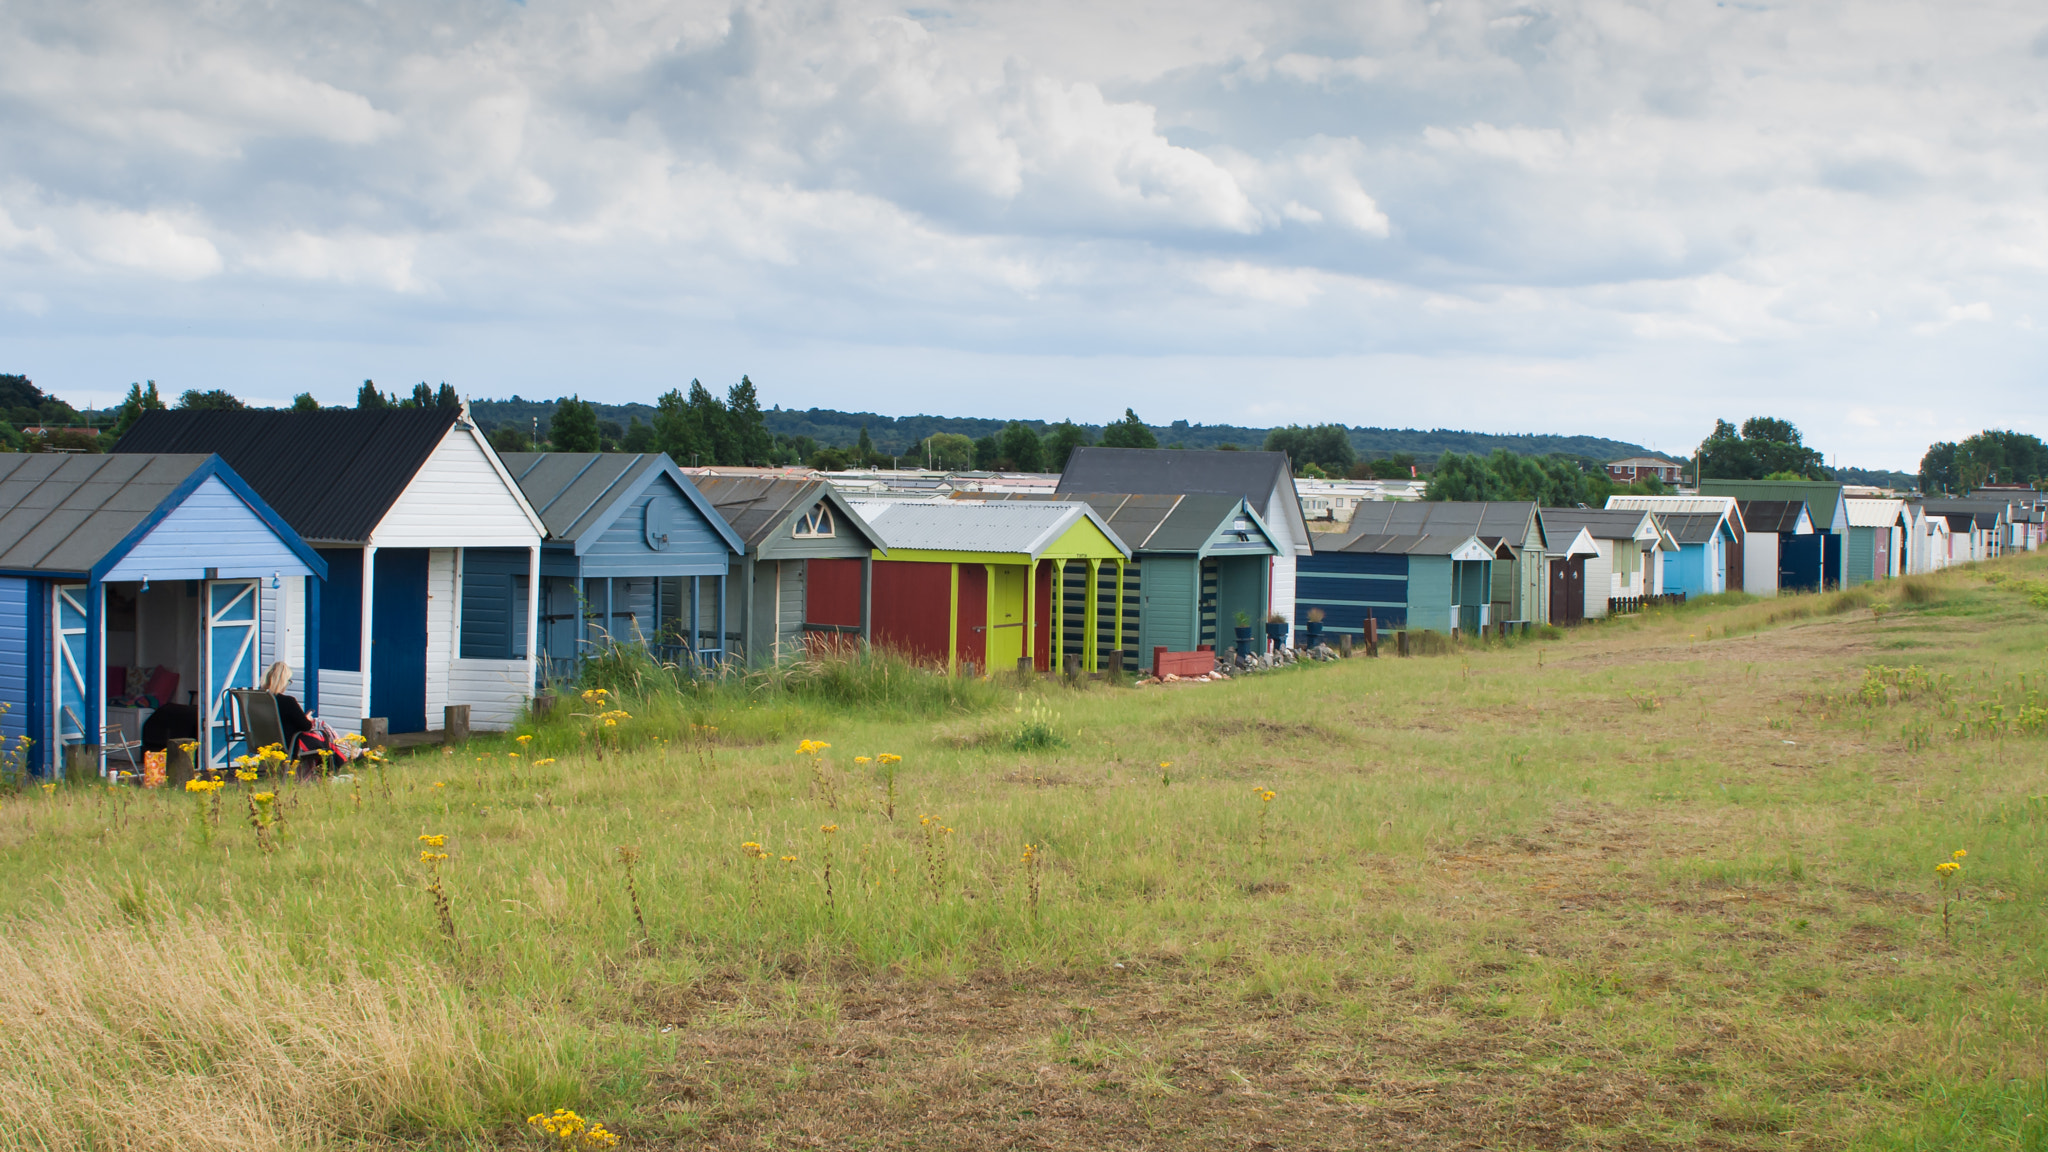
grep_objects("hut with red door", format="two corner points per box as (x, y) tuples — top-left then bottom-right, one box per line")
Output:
(814, 500), (1129, 676)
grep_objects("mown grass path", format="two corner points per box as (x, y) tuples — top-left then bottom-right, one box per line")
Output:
(2, 559), (2045, 1150)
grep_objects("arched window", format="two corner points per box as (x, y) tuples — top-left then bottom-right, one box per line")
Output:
(795, 503), (836, 538)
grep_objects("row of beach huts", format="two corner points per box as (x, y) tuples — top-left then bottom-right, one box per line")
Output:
(0, 409), (2035, 777)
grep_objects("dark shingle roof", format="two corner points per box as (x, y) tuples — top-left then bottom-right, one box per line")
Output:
(1312, 532), (1479, 556)
(500, 453), (665, 543)
(1346, 501), (1540, 548)
(1657, 512), (1728, 545)
(0, 454), (213, 573)
(1539, 508), (1655, 541)
(114, 408), (459, 543)
(1056, 447), (1309, 544)
(964, 491), (1269, 554)
(1739, 500), (1809, 533)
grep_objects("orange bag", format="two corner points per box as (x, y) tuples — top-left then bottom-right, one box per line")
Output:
(143, 750), (167, 789)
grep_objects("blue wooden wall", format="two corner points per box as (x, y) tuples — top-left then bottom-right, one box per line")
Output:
(0, 577), (28, 751)
(104, 475), (310, 581)
(460, 548), (530, 660)
(318, 548), (363, 671)
(578, 476), (731, 579)
(1297, 552), (1408, 632)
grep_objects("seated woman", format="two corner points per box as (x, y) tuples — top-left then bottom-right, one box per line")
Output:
(260, 662), (340, 760)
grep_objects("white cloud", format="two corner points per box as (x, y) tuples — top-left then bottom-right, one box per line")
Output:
(0, 0), (2044, 467)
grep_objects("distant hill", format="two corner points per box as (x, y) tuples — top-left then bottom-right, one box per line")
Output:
(467, 398), (1657, 463)
(1829, 465), (1919, 491)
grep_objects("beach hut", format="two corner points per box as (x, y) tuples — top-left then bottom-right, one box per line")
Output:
(1605, 496), (1743, 596)
(1537, 509), (1665, 619)
(1734, 500), (1814, 595)
(0, 453), (325, 776)
(1702, 480), (1848, 589)
(1056, 447), (1311, 624)
(688, 474), (889, 665)
(967, 491), (1279, 670)
(497, 454), (745, 680)
(116, 408), (545, 736)
(1344, 502), (1548, 624)
(1297, 531), (1495, 637)
(1843, 498), (1909, 584)
(1541, 524), (1600, 625)
(822, 500), (1130, 675)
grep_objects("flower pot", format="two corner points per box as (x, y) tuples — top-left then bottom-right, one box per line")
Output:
(1304, 622), (1324, 648)
(1265, 621), (1289, 650)
(1234, 625), (1254, 660)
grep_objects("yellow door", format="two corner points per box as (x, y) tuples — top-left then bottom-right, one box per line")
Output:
(985, 564), (1026, 673)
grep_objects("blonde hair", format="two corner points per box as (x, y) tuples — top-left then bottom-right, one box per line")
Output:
(261, 662), (292, 695)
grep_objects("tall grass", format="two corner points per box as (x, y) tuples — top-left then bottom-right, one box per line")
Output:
(0, 885), (570, 1151)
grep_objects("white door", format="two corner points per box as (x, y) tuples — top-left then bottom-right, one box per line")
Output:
(205, 580), (260, 768)
(54, 584), (89, 772)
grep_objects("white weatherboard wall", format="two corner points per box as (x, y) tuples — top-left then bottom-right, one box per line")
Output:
(368, 426), (542, 732)
(1263, 490), (1304, 624)
(1584, 542), (1614, 619)
(375, 430), (543, 549)
(1746, 533), (1780, 595)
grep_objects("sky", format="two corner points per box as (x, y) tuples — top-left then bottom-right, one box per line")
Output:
(3, 0), (2045, 470)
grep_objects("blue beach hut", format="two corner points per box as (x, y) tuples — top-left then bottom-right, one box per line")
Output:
(498, 453), (745, 679)
(0, 453), (325, 776)
(1296, 531), (1496, 637)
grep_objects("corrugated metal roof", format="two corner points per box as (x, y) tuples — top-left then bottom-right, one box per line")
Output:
(1844, 498), (1907, 528)
(115, 408), (459, 543)
(0, 454), (211, 573)
(1739, 500), (1809, 533)
(852, 499), (1129, 558)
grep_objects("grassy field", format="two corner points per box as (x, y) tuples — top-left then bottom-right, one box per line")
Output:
(3, 555), (2047, 1150)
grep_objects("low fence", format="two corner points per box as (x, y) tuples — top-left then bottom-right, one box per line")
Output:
(1607, 593), (1687, 616)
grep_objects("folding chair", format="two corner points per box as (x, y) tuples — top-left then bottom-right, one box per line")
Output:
(59, 706), (142, 777)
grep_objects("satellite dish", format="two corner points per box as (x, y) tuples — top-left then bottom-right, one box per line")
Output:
(644, 501), (671, 550)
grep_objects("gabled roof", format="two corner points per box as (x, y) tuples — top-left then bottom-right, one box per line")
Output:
(1540, 508), (1661, 544)
(962, 491), (1277, 556)
(852, 499), (1130, 559)
(1545, 526), (1600, 558)
(0, 453), (325, 579)
(1313, 531), (1493, 560)
(1605, 494), (1743, 537)
(688, 474), (886, 555)
(1844, 498), (1908, 528)
(1652, 512), (1733, 546)
(1738, 500), (1811, 533)
(114, 408), (462, 544)
(1056, 446), (1309, 547)
(1345, 501), (1544, 551)
(500, 453), (743, 555)
(1701, 479), (1846, 530)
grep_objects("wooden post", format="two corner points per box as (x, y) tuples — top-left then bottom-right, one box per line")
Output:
(1396, 630), (1408, 658)
(1338, 633), (1352, 659)
(64, 743), (100, 780)
(362, 717), (389, 748)
(1063, 653), (1081, 682)
(1365, 617), (1379, 658)
(1016, 656), (1033, 681)
(167, 741), (195, 787)
(444, 705), (470, 748)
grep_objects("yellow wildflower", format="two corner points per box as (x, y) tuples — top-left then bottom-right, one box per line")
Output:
(252, 792), (274, 803)
(877, 753), (901, 764)
(516, 734), (534, 745)
(820, 823), (838, 834)
(1936, 861), (1960, 874)
(1952, 849), (1967, 860)
(854, 755), (870, 765)
(533, 758), (556, 767)
(419, 834), (447, 847)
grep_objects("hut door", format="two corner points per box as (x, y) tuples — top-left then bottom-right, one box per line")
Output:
(1198, 560), (1219, 648)
(985, 565), (1026, 672)
(205, 579), (260, 768)
(1548, 559), (1584, 626)
(53, 584), (90, 757)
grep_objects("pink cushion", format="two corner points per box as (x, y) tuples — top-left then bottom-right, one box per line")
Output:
(142, 666), (179, 703)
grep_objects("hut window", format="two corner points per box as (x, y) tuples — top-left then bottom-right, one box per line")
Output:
(794, 504), (836, 538)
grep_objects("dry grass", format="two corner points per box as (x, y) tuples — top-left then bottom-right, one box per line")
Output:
(0, 884), (561, 1152)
